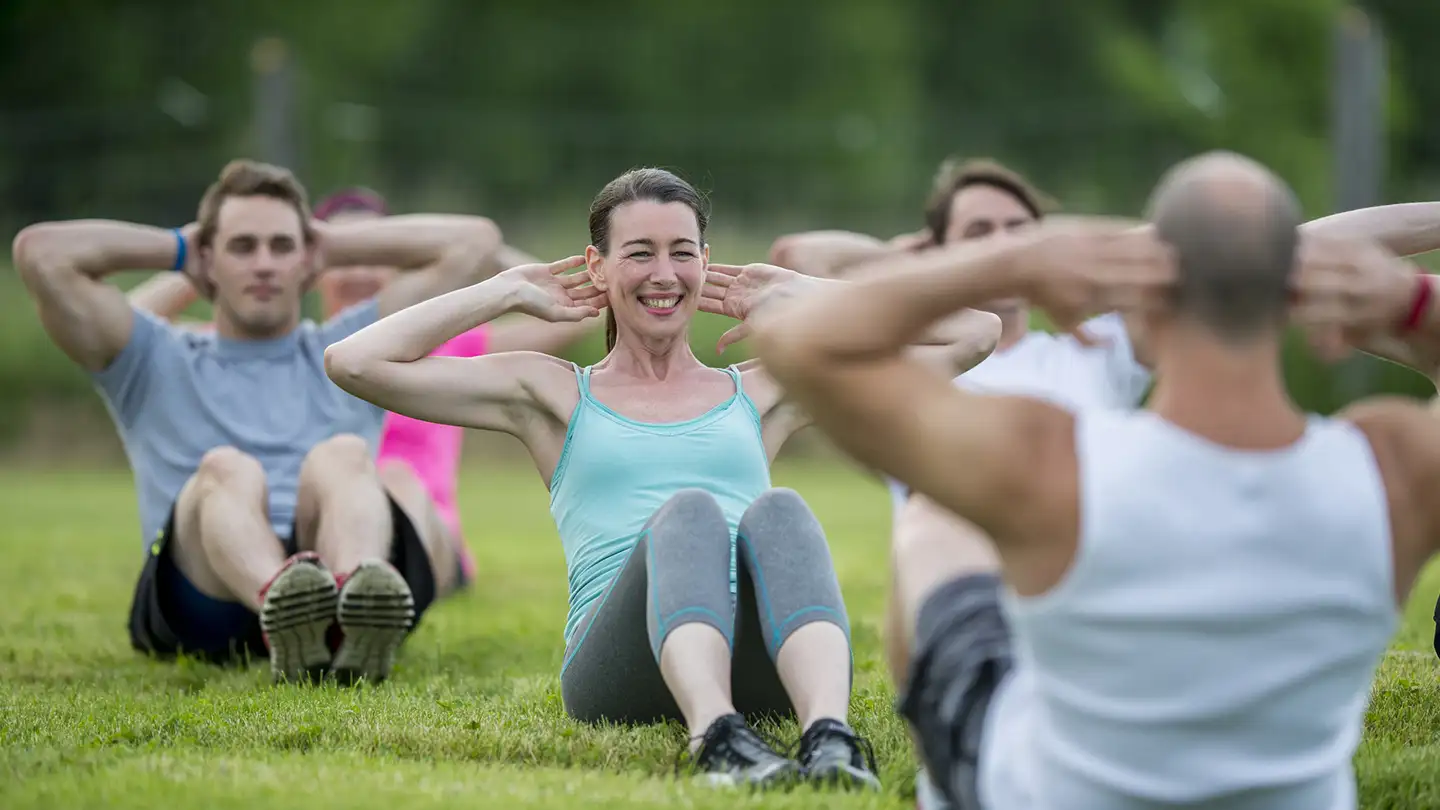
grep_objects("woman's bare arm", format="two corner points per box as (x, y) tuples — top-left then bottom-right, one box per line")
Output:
(324, 258), (599, 438)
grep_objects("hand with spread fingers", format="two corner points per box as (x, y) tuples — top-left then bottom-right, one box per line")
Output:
(700, 262), (812, 353)
(1289, 236), (1421, 360)
(497, 255), (607, 323)
(1013, 218), (1177, 343)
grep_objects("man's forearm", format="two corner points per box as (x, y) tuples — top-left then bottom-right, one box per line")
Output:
(1303, 203), (1440, 258)
(1377, 272), (1440, 373)
(770, 231), (899, 278)
(756, 240), (1022, 365)
(321, 215), (501, 271)
(13, 220), (182, 281)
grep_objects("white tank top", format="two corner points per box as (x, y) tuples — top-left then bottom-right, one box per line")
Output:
(887, 313), (1152, 508)
(980, 410), (1398, 810)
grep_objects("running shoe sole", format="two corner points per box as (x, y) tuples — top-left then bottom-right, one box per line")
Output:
(259, 560), (339, 684)
(696, 760), (803, 791)
(805, 762), (883, 791)
(332, 559), (415, 686)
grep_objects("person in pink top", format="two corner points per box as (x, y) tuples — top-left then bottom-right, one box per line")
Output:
(128, 187), (600, 598)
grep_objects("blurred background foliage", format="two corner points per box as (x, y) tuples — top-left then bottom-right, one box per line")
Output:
(0, 0), (1436, 451)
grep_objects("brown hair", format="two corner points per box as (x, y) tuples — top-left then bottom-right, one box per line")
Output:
(196, 159), (316, 249)
(923, 157), (1057, 245)
(587, 168), (709, 351)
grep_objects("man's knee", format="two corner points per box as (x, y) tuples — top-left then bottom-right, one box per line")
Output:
(892, 495), (998, 621)
(299, 434), (378, 491)
(192, 446), (266, 498)
(378, 459), (426, 504)
(310, 433), (372, 466)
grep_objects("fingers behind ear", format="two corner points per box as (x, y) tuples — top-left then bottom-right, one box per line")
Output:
(716, 323), (752, 355)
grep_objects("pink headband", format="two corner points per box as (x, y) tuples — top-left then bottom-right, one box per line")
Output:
(314, 188), (389, 221)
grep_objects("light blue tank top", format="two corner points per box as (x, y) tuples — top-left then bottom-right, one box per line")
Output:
(548, 364), (772, 645)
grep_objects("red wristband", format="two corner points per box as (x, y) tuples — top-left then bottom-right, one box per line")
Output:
(1400, 273), (1434, 333)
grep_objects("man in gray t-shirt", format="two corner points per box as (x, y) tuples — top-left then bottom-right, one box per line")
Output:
(12, 159), (501, 685)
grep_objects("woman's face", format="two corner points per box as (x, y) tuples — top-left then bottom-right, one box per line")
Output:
(588, 200), (708, 346)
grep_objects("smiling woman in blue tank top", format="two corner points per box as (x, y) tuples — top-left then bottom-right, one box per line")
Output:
(323, 168), (998, 790)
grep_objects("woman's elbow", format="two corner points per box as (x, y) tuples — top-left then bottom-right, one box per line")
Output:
(323, 343), (370, 393)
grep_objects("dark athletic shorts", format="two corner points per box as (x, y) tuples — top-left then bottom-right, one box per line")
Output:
(127, 495), (436, 665)
(896, 573), (1015, 810)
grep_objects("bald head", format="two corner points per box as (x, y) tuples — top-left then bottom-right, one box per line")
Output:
(1145, 151), (1301, 340)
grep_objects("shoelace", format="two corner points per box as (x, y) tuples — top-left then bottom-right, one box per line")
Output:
(673, 717), (790, 779)
(792, 721), (878, 775)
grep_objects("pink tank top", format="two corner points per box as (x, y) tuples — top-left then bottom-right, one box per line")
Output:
(376, 327), (488, 543)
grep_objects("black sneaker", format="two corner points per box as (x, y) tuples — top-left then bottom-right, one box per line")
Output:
(796, 718), (882, 790)
(1432, 591), (1439, 660)
(681, 713), (801, 789)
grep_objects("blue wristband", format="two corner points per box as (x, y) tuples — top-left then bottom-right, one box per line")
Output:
(170, 228), (187, 272)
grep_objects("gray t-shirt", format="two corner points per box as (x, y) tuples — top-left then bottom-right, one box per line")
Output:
(90, 300), (384, 550)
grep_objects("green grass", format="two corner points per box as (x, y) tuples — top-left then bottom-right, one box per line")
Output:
(1, 461), (1439, 809)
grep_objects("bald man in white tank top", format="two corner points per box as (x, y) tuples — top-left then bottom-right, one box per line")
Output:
(871, 168), (1440, 810)
(756, 151), (1440, 809)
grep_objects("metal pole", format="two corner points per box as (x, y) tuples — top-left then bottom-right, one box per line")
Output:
(250, 37), (300, 173)
(1331, 6), (1387, 404)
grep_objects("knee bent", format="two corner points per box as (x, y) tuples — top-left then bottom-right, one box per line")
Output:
(649, 488), (729, 542)
(740, 487), (816, 528)
(303, 434), (375, 476)
(656, 488), (725, 522)
(195, 446), (266, 492)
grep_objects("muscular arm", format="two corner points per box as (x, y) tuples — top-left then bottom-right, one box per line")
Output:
(752, 238), (1069, 537)
(1111, 205), (1440, 369)
(769, 230), (904, 279)
(1339, 397), (1440, 601)
(740, 269), (1005, 459)
(12, 220), (183, 371)
(1298, 205), (1440, 375)
(758, 271), (1002, 374)
(1302, 202), (1440, 259)
(321, 214), (503, 318)
(324, 273), (563, 437)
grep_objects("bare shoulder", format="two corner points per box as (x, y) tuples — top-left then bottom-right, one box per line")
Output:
(1338, 395), (1440, 483)
(735, 359), (780, 407)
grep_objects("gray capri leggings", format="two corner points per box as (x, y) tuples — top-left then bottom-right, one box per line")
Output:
(560, 487), (852, 725)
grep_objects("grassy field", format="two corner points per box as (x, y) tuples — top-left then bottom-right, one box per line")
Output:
(2, 461), (1439, 809)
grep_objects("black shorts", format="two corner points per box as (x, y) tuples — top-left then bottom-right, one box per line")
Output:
(127, 495), (436, 665)
(896, 573), (1015, 810)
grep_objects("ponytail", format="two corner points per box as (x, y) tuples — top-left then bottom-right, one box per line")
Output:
(604, 309), (617, 351)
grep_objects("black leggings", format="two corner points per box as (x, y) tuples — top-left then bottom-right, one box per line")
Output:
(560, 487), (852, 725)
